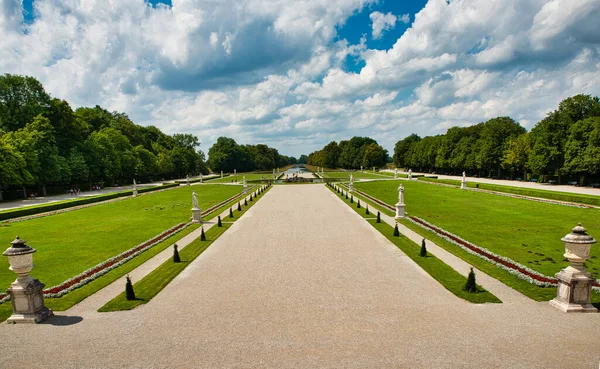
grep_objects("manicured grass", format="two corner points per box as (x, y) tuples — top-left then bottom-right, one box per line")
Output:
(355, 180), (600, 279)
(208, 172), (274, 183)
(0, 184), (241, 290)
(323, 171), (394, 180)
(418, 177), (600, 206)
(99, 185), (270, 311)
(327, 184), (500, 304)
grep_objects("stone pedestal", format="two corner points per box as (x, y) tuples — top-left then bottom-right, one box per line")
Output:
(243, 186), (248, 194)
(550, 266), (597, 313)
(395, 203), (405, 219)
(191, 208), (202, 224)
(461, 181), (466, 189)
(132, 188), (138, 197)
(6, 278), (53, 324)
(349, 183), (354, 192)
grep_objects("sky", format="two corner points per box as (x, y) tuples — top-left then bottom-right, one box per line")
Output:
(2, 0), (600, 158)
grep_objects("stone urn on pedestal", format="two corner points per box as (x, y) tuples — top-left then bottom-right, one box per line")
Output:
(550, 223), (597, 313)
(3, 237), (53, 323)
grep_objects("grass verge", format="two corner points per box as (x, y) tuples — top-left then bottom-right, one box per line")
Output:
(341, 183), (600, 303)
(98, 185), (270, 311)
(418, 177), (600, 206)
(327, 184), (500, 304)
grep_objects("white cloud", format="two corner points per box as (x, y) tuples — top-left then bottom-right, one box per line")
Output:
(369, 11), (397, 40)
(0, 0), (599, 158)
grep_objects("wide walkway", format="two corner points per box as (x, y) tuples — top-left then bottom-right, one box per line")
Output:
(0, 185), (598, 368)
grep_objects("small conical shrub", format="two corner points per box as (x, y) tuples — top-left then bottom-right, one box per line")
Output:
(393, 223), (399, 236)
(357, 199), (361, 208)
(229, 207), (234, 218)
(376, 211), (381, 223)
(420, 238), (427, 257)
(200, 226), (207, 241)
(218, 215), (222, 227)
(250, 194), (253, 201)
(125, 275), (136, 300)
(173, 244), (181, 263)
(350, 195), (354, 203)
(237, 202), (242, 211)
(244, 198), (248, 206)
(366, 204), (370, 215)
(345, 192), (348, 199)
(465, 267), (477, 293)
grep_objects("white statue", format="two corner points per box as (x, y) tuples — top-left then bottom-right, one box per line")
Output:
(186, 175), (190, 186)
(234, 169), (236, 176)
(461, 171), (467, 189)
(373, 167), (375, 174)
(200, 173), (203, 183)
(394, 168), (398, 179)
(398, 184), (404, 204)
(361, 165), (363, 171)
(192, 190), (199, 209)
(408, 169), (412, 180)
(220, 170), (223, 178)
(243, 176), (247, 187)
(463, 171), (466, 180)
(133, 179), (137, 190)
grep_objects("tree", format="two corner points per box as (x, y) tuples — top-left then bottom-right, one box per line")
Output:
(0, 74), (51, 132)
(208, 137), (241, 172)
(298, 154), (308, 164)
(394, 134), (421, 169)
(69, 148), (89, 187)
(564, 117), (600, 183)
(465, 268), (477, 293)
(322, 141), (341, 168)
(476, 117), (525, 178)
(362, 142), (388, 169)
(503, 134), (530, 179)
(0, 139), (31, 201)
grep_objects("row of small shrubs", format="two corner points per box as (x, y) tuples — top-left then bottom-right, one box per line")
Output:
(0, 183), (179, 221)
(418, 177), (600, 206)
(330, 182), (480, 294)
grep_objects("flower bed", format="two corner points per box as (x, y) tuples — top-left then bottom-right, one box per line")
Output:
(0, 188), (253, 303)
(343, 185), (600, 292)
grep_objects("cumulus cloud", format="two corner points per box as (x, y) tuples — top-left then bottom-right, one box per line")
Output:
(1, 0), (599, 157)
(369, 11), (397, 40)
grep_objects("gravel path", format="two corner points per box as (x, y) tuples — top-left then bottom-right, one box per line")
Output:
(0, 184), (598, 368)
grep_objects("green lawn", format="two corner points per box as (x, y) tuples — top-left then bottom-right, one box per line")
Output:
(208, 172), (275, 183)
(323, 171), (394, 180)
(327, 184), (500, 304)
(99, 185), (270, 311)
(354, 180), (600, 280)
(0, 184), (241, 291)
(418, 177), (600, 206)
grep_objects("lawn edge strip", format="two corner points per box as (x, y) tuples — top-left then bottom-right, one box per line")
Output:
(341, 183), (600, 302)
(418, 177), (600, 208)
(98, 184), (272, 312)
(0, 183), (180, 223)
(0, 186), (256, 303)
(327, 183), (501, 304)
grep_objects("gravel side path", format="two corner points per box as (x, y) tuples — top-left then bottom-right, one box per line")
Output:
(0, 184), (598, 369)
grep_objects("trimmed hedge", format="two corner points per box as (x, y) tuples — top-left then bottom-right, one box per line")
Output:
(0, 183), (179, 221)
(418, 177), (600, 206)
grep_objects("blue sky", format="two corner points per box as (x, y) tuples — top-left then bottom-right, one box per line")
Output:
(3, 0), (600, 158)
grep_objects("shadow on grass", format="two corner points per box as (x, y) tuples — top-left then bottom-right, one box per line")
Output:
(41, 315), (83, 326)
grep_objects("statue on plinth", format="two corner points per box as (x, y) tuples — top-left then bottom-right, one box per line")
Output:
(394, 168), (398, 179)
(398, 184), (404, 204)
(186, 175), (190, 186)
(192, 190), (199, 209)
(132, 179), (138, 197)
(461, 171), (467, 189)
(408, 169), (412, 180)
(200, 173), (203, 183)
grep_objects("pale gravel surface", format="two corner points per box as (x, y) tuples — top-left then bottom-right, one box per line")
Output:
(0, 184), (599, 369)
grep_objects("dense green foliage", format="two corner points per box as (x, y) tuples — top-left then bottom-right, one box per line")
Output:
(306, 137), (388, 169)
(393, 95), (600, 184)
(0, 74), (208, 201)
(207, 137), (296, 172)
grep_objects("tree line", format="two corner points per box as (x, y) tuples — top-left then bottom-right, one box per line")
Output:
(393, 94), (600, 184)
(306, 137), (388, 169)
(206, 137), (297, 172)
(0, 74), (208, 200)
